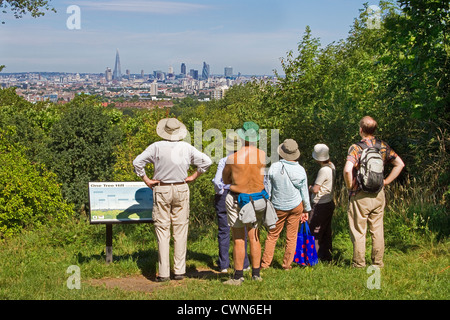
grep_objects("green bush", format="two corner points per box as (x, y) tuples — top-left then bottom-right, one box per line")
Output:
(0, 131), (73, 238)
(188, 167), (217, 225)
(0, 88), (59, 164)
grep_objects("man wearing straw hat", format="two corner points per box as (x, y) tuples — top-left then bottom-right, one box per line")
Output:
(133, 118), (212, 282)
(212, 132), (250, 274)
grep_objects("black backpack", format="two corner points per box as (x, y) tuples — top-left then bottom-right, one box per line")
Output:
(356, 140), (384, 193)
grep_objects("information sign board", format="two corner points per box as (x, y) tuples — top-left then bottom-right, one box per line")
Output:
(88, 181), (153, 224)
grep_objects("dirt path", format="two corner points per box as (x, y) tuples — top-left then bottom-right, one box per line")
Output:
(88, 268), (223, 293)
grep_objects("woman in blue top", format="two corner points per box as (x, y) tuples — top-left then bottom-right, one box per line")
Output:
(261, 139), (311, 270)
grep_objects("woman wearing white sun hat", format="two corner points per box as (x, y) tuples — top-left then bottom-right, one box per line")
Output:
(308, 143), (336, 262)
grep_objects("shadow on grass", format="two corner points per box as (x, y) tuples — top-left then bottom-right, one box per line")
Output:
(76, 247), (220, 282)
(76, 249), (158, 279)
(330, 248), (352, 266)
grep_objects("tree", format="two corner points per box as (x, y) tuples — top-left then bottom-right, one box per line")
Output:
(113, 107), (166, 182)
(0, 87), (61, 163)
(382, 0), (449, 193)
(0, 0), (55, 23)
(384, 0), (449, 121)
(262, 2), (408, 180)
(0, 129), (73, 238)
(45, 95), (122, 213)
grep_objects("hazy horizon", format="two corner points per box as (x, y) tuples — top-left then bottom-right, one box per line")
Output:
(1, 0), (374, 75)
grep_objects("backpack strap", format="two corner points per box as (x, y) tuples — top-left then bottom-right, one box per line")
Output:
(281, 163), (295, 187)
(356, 140), (368, 150)
(374, 139), (382, 151)
(356, 139), (382, 151)
(249, 195), (255, 208)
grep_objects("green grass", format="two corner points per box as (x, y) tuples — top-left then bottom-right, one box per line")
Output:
(0, 206), (448, 300)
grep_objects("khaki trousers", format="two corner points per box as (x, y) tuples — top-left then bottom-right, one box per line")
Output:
(348, 189), (385, 268)
(152, 183), (190, 278)
(261, 202), (304, 269)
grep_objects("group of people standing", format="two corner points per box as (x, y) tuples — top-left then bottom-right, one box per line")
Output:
(133, 116), (404, 284)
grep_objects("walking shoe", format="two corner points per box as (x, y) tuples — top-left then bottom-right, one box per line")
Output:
(223, 277), (244, 286)
(252, 275), (263, 281)
(219, 268), (228, 274)
(174, 274), (185, 280)
(155, 276), (170, 282)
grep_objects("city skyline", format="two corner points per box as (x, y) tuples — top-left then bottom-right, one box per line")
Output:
(0, 0), (375, 75)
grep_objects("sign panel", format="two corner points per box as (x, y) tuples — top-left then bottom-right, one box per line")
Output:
(89, 181), (153, 224)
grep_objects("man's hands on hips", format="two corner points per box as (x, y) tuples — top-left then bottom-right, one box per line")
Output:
(185, 171), (202, 183)
(142, 175), (160, 189)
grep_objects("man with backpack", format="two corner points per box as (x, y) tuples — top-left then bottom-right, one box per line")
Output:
(343, 116), (405, 268)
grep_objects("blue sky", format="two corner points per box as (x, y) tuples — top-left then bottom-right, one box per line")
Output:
(0, 0), (376, 75)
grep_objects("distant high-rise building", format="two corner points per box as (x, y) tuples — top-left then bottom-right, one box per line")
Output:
(105, 67), (112, 82)
(154, 70), (165, 81)
(181, 63), (186, 75)
(167, 66), (174, 79)
(141, 69), (145, 78)
(150, 82), (158, 96)
(224, 66), (233, 78)
(189, 69), (199, 80)
(112, 49), (122, 81)
(202, 62), (210, 80)
(213, 85), (229, 100)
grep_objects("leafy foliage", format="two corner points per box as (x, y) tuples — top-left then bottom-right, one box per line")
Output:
(0, 0), (56, 23)
(44, 95), (122, 212)
(0, 129), (73, 238)
(382, 0), (449, 191)
(0, 87), (61, 163)
(384, 0), (449, 121)
(113, 107), (168, 182)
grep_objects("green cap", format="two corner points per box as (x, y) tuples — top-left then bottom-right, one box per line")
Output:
(236, 121), (260, 142)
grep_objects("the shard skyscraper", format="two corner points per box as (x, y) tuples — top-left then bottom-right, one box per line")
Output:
(112, 49), (122, 81)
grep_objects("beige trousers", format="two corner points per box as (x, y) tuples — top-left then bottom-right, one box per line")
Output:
(348, 189), (385, 268)
(152, 183), (190, 278)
